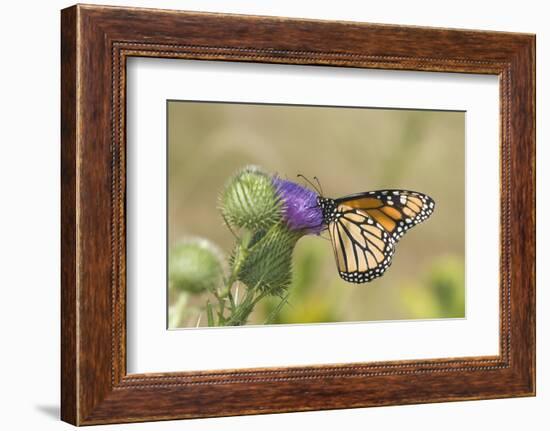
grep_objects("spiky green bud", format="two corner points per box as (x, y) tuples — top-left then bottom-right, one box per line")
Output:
(236, 224), (300, 296)
(219, 165), (282, 232)
(169, 238), (224, 294)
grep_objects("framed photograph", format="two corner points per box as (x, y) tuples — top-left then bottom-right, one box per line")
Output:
(61, 4), (535, 425)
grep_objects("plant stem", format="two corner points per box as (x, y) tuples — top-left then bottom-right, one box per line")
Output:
(208, 233), (251, 326)
(225, 289), (266, 326)
(208, 228), (289, 326)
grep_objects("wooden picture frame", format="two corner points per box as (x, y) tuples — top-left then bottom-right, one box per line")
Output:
(61, 4), (535, 425)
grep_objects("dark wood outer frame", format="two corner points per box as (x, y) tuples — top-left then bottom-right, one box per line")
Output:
(61, 4), (535, 426)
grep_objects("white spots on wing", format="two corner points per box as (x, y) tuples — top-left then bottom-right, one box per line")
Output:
(339, 261), (392, 283)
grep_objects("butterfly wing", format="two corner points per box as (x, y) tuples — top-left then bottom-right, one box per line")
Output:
(328, 205), (395, 283)
(335, 190), (435, 242)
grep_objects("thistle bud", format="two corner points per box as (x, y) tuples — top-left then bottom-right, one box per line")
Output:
(168, 238), (224, 294)
(236, 224), (300, 296)
(219, 166), (282, 231)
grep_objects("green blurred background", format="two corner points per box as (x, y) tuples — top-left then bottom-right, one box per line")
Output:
(168, 101), (465, 328)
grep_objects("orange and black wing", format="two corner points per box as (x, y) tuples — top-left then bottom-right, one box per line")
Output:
(335, 190), (435, 242)
(328, 205), (395, 283)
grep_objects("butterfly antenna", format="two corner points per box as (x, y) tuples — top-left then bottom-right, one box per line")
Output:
(297, 174), (321, 195)
(313, 176), (324, 197)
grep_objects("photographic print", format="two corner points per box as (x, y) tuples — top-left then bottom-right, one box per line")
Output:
(168, 101), (465, 328)
(61, 6), (536, 423)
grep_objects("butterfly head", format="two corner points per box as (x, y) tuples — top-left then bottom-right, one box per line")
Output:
(317, 196), (339, 223)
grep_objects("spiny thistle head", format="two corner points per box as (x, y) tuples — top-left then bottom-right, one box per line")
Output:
(219, 166), (282, 231)
(221, 167), (326, 298)
(168, 238), (225, 294)
(236, 224), (300, 296)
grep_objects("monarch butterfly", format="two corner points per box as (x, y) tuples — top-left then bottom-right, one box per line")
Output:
(300, 176), (435, 283)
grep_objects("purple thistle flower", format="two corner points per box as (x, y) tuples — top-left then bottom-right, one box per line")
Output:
(272, 177), (325, 235)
